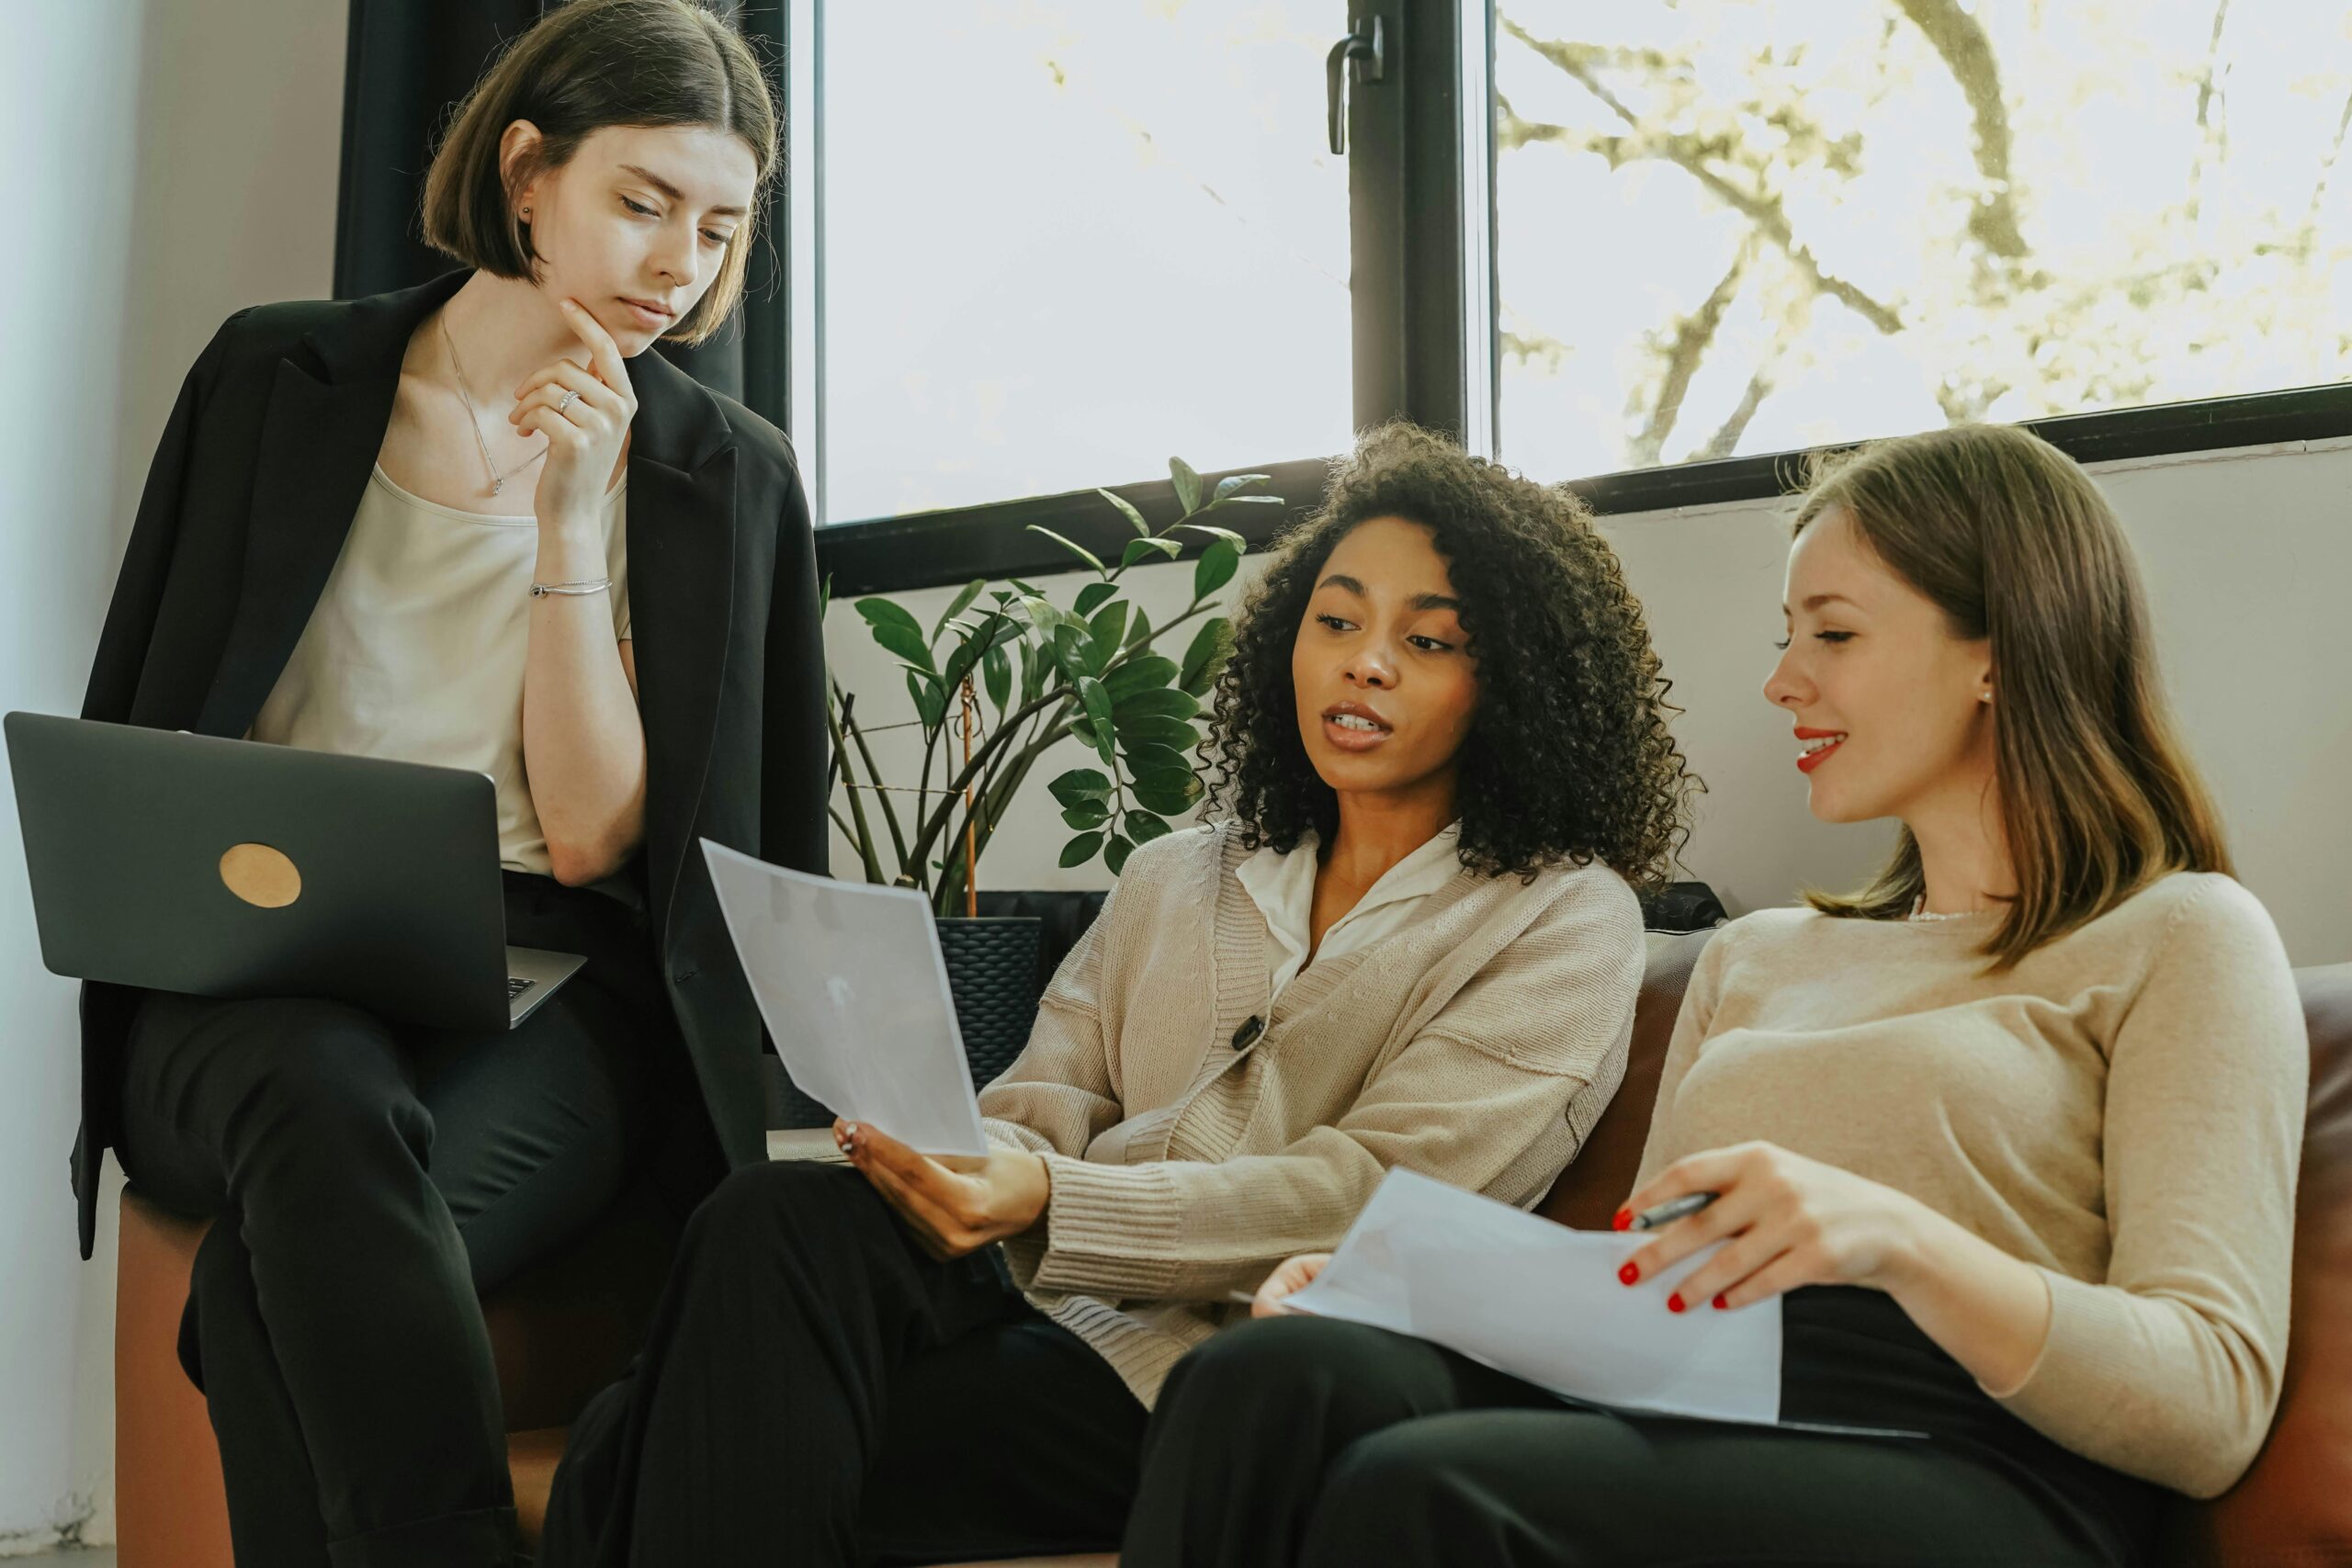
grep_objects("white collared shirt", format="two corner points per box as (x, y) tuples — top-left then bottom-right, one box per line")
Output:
(1234, 822), (1464, 1004)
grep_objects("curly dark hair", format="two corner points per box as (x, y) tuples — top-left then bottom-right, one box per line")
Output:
(1203, 423), (1698, 891)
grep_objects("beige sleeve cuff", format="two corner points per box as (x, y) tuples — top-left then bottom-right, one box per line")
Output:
(1993, 1267), (2258, 1499)
(1021, 1154), (1185, 1301)
(983, 1116), (1054, 1156)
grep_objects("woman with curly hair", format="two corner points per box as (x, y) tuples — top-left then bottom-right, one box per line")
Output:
(1122, 423), (2303, 1568)
(543, 422), (1697, 1566)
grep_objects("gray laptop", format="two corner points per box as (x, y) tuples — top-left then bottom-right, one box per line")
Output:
(4, 713), (583, 1032)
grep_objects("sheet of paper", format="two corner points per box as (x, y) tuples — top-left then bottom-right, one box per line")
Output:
(1286, 1167), (1783, 1426)
(701, 840), (989, 1157)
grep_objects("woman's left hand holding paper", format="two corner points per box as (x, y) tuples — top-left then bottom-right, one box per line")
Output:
(836, 1119), (1051, 1260)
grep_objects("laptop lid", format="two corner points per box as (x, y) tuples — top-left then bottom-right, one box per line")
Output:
(6, 714), (526, 1032)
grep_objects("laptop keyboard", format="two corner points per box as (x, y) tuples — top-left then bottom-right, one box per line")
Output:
(506, 976), (535, 999)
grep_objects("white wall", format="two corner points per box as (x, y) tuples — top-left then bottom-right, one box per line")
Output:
(1, 5), (2343, 1549)
(825, 436), (2352, 969)
(0, 2), (344, 1551)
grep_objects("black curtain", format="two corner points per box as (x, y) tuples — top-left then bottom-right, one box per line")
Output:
(333, 0), (789, 427)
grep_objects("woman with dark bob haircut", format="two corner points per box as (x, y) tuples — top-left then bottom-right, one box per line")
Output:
(542, 422), (1698, 1565)
(75, 3), (823, 1563)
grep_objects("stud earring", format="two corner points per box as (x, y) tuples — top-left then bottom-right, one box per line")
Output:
(1979, 691), (1994, 704)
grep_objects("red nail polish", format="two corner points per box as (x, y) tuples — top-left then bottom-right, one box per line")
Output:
(1617, 1261), (1639, 1286)
(1668, 1293), (1687, 1314)
(1611, 1209), (1632, 1232)
(1713, 1294), (1728, 1311)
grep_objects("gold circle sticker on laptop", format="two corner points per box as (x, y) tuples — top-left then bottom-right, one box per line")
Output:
(220, 843), (301, 908)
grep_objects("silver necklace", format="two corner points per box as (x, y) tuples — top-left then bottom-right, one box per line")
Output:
(1906, 894), (1983, 922)
(439, 313), (546, 498)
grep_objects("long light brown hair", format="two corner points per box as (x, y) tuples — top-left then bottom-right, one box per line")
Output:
(420, 0), (779, 347)
(1795, 423), (2231, 967)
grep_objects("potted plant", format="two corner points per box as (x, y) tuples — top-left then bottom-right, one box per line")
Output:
(796, 458), (1276, 1120)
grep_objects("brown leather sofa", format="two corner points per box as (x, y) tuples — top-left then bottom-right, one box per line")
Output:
(115, 934), (2352, 1567)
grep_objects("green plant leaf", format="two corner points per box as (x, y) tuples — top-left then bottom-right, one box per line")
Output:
(1114, 715), (1199, 750)
(1070, 715), (1099, 748)
(819, 574), (834, 618)
(1052, 623), (1092, 683)
(856, 596), (924, 637)
(983, 641), (1012, 711)
(1204, 494), (1283, 513)
(1180, 617), (1232, 694)
(1176, 523), (1247, 547)
(1048, 768), (1113, 807)
(1105, 655), (1181, 702)
(931, 580), (987, 644)
(1026, 525), (1106, 576)
(1133, 773), (1202, 817)
(1077, 676), (1117, 764)
(907, 670), (946, 733)
(1121, 741), (1193, 779)
(1096, 488), (1151, 536)
(1061, 800), (1111, 830)
(1125, 606), (1154, 650)
(1193, 537), (1243, 601)
(1114, 686), (1200, 722)
(1120, 536), (1183, 569)
(1104, 834), (1136, 875)
(1212, 472), (1272, 502)
(1072, 581), (1117, 617)
(858, 597), (934, 671)
(1169, 457), (1203, 514)
(1088, 602), (1129, 670)
(937, 615), (994, 705)
(1017, 639), (1045, 705)
(1125, 809), (1174, 844)
(1059, 831), (1105, 869)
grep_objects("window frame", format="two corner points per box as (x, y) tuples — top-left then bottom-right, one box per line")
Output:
(804, 0), (2352, 599)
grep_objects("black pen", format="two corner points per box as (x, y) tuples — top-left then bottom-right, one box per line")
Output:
(1628, 1191), (1718, 1230)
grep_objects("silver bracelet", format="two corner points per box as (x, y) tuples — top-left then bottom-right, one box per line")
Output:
(530, 577), (613, 598)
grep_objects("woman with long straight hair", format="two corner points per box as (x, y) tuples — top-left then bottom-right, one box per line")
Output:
(77, 4), (822, 1562)
(1125, 423), (2307, 1568)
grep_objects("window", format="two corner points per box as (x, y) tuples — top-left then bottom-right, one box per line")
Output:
(789, 0), (1354, 526)
(1489, 1), (2352, 483)
(804, 1), (2352, 593)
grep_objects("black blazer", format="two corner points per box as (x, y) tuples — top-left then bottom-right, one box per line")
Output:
(69, 266), (828, 1258)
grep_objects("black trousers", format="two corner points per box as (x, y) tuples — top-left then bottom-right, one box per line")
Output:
(543, 1160), (1148, 1568)
(116, 871), (670, 1568)
(1124, 1289), (2164, 1568)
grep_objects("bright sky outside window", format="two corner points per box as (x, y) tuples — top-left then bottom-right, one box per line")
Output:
(804, 2), (1353, 525)
(1492, 1), (2352, 480)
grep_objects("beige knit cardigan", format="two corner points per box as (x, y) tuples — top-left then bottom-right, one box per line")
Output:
(979, 819), (1646, 1406)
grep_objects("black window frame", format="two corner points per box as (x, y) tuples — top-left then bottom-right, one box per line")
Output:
(808, 0), (2352, 600)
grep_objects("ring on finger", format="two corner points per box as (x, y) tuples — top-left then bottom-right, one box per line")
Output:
(555, 388), (580, 413)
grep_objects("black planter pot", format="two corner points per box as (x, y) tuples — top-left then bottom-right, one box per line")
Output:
(933, 915), (1047, 1089)
(763, 911), (1054, 1132)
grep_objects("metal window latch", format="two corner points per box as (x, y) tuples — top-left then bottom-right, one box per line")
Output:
(1327, 16), (1387, 155)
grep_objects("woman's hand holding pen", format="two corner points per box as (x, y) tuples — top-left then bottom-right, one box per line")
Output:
(513, 298), (637, 530)
(835, 1119), (1051, 1261)
(1620, 1140), (2057, 1395)
(1614, 1141), (1935, 1313)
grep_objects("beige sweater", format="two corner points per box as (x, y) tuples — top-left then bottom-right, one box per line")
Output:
(980, 820), (1645, 1406)
(1636, 873), (2307, 1497)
